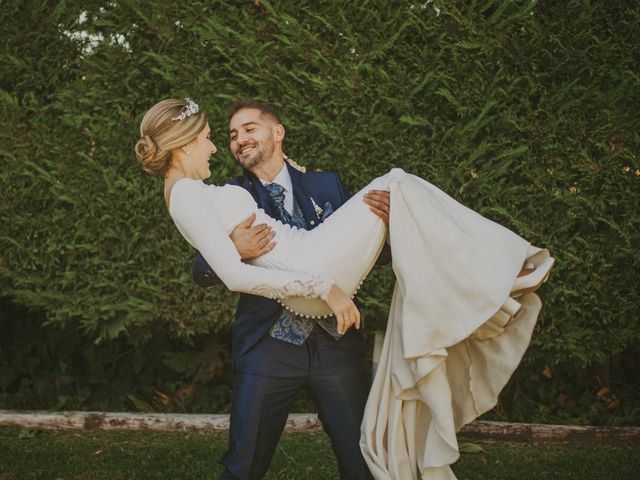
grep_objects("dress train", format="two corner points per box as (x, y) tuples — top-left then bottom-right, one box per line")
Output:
(358, 170), (553, 479)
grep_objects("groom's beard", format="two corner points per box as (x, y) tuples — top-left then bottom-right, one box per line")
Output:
(234, 140), (276, 170)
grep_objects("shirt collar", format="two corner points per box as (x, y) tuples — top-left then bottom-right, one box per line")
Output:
(259, 162), (293, 194)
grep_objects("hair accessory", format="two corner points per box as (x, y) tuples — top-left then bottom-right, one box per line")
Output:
(171, 98), (199, 121)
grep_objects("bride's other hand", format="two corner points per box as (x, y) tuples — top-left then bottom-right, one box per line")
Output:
(363, 190), (390, 226)
(230, 212), (277, 260)
(326, 285), (361, 334)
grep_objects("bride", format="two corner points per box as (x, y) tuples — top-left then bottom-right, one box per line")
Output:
(135, 98), (554, 479)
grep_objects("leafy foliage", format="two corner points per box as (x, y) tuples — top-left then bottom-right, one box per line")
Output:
(1, 0), (639, 423)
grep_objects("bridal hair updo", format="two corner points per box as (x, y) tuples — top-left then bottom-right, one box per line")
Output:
(134, 98), (207, 175)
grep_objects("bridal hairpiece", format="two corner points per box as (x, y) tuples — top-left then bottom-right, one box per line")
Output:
(171, 98), (199, 121)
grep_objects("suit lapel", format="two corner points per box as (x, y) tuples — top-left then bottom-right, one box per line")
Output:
(242, 163), (321, 227)
(243, 170), (280, 218)
(288, 163), (320, 228)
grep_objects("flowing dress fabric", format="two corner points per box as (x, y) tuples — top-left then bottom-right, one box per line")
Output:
(357, 171), (545, 480)
(169, 168), (550, 480)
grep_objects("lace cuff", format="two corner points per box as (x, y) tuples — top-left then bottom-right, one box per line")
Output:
(250, 274), (333, 302)
(312, 275), (333, 301)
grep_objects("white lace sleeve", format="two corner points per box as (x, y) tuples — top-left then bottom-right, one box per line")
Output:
(252, 275), (332, 302)
(169, 180), (333, 301)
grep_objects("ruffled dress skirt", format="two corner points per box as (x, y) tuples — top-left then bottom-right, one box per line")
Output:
(354, 170), (552, 479)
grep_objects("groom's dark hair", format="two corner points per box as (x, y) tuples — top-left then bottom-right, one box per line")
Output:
(228, 99), (282, 124)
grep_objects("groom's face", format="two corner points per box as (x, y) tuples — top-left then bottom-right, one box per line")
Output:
(229, 108), (279, 170)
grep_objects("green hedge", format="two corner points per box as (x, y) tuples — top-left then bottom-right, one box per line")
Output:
(1, 0), (639, 424)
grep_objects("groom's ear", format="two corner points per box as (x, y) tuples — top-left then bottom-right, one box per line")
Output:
(273, 124), (285, 142)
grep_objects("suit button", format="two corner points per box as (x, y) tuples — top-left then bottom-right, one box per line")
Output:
(310, 220), (315, 225)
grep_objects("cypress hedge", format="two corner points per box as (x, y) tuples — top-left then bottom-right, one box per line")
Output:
(1, 0), (638, 424)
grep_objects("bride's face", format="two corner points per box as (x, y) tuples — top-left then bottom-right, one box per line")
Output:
(185, 123), (217, 179)
(229, 108), (279, 170)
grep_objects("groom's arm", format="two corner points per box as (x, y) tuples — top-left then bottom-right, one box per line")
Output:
(363, 189), (391, 265)
(192, 252), (219, 287)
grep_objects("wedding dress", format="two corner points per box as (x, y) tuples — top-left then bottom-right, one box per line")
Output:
(169, 168), (553, 480)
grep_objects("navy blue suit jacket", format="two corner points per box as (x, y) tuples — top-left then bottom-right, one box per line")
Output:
(192, 163), (390, 358)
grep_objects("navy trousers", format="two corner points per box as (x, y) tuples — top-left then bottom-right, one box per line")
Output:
(220, 325), (371, 480)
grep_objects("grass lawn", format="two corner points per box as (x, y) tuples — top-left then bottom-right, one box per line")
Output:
(0, 427), (638, 479)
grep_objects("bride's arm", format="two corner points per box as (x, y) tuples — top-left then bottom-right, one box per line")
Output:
(171, 181), (332, 301)
(191, 213), (275, 288)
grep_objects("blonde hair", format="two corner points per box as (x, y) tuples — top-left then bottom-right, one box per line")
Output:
(134, 99), (208, 175)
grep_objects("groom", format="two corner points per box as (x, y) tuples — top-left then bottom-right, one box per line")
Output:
(192, 100), (390, 479)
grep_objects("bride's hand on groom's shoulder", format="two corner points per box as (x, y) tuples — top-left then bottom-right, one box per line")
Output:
(230, 213), (276, 260)
(326, 285), (361, 334)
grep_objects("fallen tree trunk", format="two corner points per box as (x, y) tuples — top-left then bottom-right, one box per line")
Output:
(1, 410), (638, 443)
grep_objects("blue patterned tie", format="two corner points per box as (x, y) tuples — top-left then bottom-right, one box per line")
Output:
(264, 182), (341, 344)
(264, 183), (291, 223)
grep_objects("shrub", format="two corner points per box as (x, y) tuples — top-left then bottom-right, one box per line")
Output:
(1, 0), (638, 423)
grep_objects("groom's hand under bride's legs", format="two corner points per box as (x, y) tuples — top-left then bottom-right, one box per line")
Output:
(364, 189), (390, 226)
